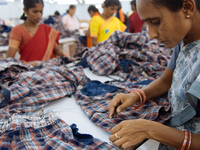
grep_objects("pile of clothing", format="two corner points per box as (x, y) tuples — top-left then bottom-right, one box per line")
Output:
(0, 25), (12, 46)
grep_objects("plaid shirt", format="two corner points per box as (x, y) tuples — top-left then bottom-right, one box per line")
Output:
(0, 111), (117, 150)
(74, 81), (171, 133)
(83, 31), (173, 81)
(0, 58), (89, 113)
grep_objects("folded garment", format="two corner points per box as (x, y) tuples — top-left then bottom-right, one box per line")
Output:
(0, 111), (117, 150)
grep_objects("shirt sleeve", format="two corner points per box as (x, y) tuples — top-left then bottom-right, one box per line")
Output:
(90, 17), (99, 37)
(168, 41), (182, 71)
(9, 26), (21, 49)
(62, 15), (68, 25)
(119, 19), (127, 32)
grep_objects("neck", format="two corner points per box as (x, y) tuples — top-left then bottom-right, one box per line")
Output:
(25, 20), (38, 27)
(69, 13), (73, 17)
(183, 13), (200, 46)
(101, 12), (111, 20)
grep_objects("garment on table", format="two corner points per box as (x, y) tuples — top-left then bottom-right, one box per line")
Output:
(74, 80), (171, 133)
(81, 31), (173, 82)
(41, 16), (80, 39)
(0, 25), (11, 46)
(9, 24), (60, 62)
(87, 12), (100, 47)
(0, 111), (117, 150)
(62, 14), (79, 31)
(90, 15), (127, 43)
(0, 25), (12, 34)
(129, 11), (144, 33)
(116, 9), (129, 32)
(0, 58), (89, 113)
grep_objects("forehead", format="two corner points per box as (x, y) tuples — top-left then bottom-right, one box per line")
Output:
(29, 3), (44, 10)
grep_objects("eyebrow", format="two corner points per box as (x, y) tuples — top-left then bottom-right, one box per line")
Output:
(142, 17), (159, 22)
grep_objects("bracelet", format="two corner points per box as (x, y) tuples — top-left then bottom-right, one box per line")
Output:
(187, 132), (192, 150)
(181, 131), (188, 150)
(132, 89), (146, 105)
(131, 91), (142, 109)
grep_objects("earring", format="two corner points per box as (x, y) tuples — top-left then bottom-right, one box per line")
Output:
(24, 13), (27, 17)
(186, 15), (190, 18)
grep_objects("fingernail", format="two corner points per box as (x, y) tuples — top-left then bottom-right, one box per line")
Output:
(117, 108), (120, 113)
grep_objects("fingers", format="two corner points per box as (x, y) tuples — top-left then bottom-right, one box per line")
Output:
(108, 94), (122, 118)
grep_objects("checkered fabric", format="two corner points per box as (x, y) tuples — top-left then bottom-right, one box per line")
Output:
(0, 111), (117, 150)
(83, 31), (173, 81)
(0, 58), (89, 113)
(73, 37), (87, 58)
(74, 80), (171, 133)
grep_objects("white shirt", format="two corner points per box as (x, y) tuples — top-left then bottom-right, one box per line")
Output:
(62, 14), (79, 31)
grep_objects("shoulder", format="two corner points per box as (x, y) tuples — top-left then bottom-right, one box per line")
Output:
(12, 24), (23, 31)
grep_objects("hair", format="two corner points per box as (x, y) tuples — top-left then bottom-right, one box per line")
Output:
(130, 0), (136, 6)
(151, 0), (200, 12)
(88, 5), (99, 13)
(54, 11), (60, 16)
(67, 5), (76, 14)
(103, 0), (120, 7)
(20, 0), (44, 20)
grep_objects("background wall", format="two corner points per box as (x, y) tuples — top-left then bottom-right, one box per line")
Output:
(0, 0), (132, 25)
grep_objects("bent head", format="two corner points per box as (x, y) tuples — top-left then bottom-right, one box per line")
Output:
(21, 0), (44, 24)
(68, 5), (76, 16)
(137, 0), (200, 48)
(103, 0), (120, 18)
(88, 5), (99, 18)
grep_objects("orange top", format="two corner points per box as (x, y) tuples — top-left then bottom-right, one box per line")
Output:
(119, 9), (125, 23)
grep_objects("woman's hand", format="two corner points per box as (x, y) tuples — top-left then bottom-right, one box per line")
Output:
(107, 93), (140, 118)
(22, 60), (39, 66)
(109, 119), (151, 149)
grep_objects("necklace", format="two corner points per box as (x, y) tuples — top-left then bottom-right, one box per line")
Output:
(25, 22), (38, 36)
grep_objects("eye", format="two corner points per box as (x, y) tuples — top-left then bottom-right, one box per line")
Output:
(33, 10), (38, 13)
(151, 19), (160, 26)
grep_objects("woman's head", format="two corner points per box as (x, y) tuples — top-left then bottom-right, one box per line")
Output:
(103, 0), (120, 18)
(137, 0), (200, 48)
(67, 5), (76, 16)
(130, 0), (136, 11)
(88, 5), (99, 17)
(21, 0), (44, 23)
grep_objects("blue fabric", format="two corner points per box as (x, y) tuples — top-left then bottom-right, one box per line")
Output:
(76, 57), (91, 70)
(0, 88), (10, 108)
(133, 80), (153, 85)
(44, 16), (55, 25)
(81, 81), (119, 96)
(120, 59), (139, 73)
(70, 124), (93, 145)
(168, 42), (182, 71)
(78, 36), (87, 46)
(0, 25), (12, 34)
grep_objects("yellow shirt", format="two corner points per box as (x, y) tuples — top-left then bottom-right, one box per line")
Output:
(90, 16), (127, 43)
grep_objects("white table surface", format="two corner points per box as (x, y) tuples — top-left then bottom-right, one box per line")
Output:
(59, 37), (76, 44)
(0, 46), (8, 52)
(34, 67), (159, 150)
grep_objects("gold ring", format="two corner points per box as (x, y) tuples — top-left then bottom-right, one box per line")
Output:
(115, 133), (121, 140)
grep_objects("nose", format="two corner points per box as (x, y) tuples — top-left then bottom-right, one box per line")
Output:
(148, 26), (158, 40)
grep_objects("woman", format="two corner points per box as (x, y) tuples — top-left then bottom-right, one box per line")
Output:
(90, 0), (127, 46)
(129, 0), (144, 33)
(85, 5), (100, 47)
(7, 0), (65, 64)
(62, 5), (79, 31)
(115, 4), (129, 32)
(108, 0), (200, 149)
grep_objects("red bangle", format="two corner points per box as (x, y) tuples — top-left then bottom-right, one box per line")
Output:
(132, 89), (146, 105)
(181, 131), (188, 150)
(187, 132), (192, 150)
(131, 91), (142, 109)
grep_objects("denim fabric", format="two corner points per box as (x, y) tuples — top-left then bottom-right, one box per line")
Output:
(81, 81), (119, 96)
(0, 25), (12, 34)
(70, 124), (93, 145)
(0, 88), (10, 108)
(78, 36), (87, 46)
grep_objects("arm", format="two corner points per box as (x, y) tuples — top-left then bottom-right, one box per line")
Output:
(109, 119), (200, 150)
(91, 37), (98, 46)
(6, 47), (18, 58)
(108, 67), (173, 117)
(53, 43), (65, 57)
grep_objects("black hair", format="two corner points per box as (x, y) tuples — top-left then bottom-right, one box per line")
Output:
(20, 0), (44, 20)
(151, 0), (200, 12)
(67, 5), (76, 14)
(103, 0), (120, 7)
(88, 5), (99, 13)
(130, 0), (136, 6)
(54, 11), (60, 16)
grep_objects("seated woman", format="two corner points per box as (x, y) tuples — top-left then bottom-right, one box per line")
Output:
(62, 5), (79, 31)
(108, 0), (200, 149)
(90, 0), (127, 46)
(7, 0), (65, 64)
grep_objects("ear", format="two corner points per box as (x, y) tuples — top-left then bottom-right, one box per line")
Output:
(182, 0), (195, 18)
(23, 8), (28, 14)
